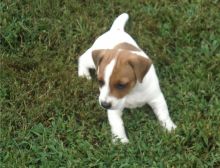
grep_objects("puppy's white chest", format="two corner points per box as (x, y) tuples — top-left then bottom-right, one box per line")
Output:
(124, 90), (148, 108)
(125, 99), (146, 108)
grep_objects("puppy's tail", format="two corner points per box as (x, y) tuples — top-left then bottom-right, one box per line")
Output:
(110, 13), (129, 31)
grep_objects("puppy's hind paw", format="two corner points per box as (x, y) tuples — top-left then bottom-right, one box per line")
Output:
(78, 69), (91, 80)
(164, 121), (177, 132)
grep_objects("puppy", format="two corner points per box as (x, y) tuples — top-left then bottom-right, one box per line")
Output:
(78, 13), (176, 143)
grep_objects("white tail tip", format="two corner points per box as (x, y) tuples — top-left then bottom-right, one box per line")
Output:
(110, 13), (129, 31)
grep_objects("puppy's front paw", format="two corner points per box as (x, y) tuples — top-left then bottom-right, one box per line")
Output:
(112, 136), (129, 144)
(120, 137), (129, 144)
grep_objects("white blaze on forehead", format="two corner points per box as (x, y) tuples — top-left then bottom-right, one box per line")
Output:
(105, 59), (116, 86)
(99, 59), (116, 101)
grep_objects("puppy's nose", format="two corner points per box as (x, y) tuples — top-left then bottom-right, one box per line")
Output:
(101, 101), (112, 109)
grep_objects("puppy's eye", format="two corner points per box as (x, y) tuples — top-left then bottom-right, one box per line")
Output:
(115, 83), (127, 90)
(98, 80), (105, 87)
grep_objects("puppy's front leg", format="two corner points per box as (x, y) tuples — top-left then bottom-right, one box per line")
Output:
(78, 48), (95, 79)
(149, 93), (177, 132)
(107, 109), (129, 143)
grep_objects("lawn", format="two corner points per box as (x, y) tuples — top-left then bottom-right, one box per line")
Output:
(1, 0), (220, 167)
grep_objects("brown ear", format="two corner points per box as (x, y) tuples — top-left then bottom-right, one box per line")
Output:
(128, 55), (152, 83)
(92, 49), (106, 68)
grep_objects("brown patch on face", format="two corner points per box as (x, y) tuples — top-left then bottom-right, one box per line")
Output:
(114, 42), (141, 51)
(92, 49), (118, 83)
(92, 48), (152, 99)
(109, 50), (152, 99)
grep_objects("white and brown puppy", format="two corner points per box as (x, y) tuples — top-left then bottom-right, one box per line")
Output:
(78, 13), (176, 143)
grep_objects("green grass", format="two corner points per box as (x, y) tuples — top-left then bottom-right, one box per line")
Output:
(1, 0), (220, 167)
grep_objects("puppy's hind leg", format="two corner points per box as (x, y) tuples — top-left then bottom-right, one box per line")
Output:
(78, 48), (95, 79)
(148, 93), (177, 132)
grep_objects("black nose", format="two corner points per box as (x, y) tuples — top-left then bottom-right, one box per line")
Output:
(101, 101), (112, 109)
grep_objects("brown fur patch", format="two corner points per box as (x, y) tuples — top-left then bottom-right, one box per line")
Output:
(109, 51), (136, 98)
(92, 45), (152, 99)
(109, 50), (151, 98)
(114, 42), (140, 51)
(92, 49), (119, 81)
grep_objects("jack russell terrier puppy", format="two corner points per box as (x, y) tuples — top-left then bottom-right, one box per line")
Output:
(78, 13), (176, 143)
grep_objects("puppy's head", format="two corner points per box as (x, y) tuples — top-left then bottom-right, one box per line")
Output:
(92, 49), (152, 110)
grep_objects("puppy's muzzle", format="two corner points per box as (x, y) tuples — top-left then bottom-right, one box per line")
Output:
(101, 101), (112, 109)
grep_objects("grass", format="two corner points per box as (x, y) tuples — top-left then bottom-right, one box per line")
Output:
(1, 0), (220, 167)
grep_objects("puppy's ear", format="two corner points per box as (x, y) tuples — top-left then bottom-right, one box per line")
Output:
(128, 55), (152, 83)
(92, 49), (106, 68)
